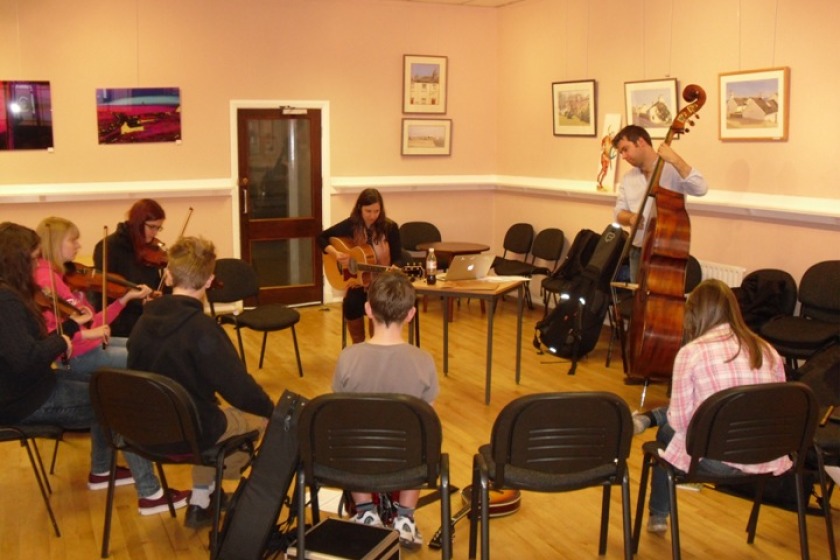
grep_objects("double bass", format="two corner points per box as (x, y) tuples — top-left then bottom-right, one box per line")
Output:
(619, 84), (706, 397)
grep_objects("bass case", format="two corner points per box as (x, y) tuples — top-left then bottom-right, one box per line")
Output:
(534, 224), (626, 373)
(216, 390), (308, 560)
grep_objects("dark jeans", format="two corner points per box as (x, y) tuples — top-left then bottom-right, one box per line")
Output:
(649, 420), (740, 516)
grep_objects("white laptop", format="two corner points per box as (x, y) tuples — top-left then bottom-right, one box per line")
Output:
(439, 254), (494, 281)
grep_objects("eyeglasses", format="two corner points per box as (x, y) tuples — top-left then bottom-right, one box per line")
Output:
(144, 223), (164, 232)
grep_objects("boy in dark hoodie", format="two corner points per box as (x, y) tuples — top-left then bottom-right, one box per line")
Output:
(127, 236), (273, 528)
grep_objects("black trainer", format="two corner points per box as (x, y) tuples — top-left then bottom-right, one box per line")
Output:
(184, 489), (228, 529)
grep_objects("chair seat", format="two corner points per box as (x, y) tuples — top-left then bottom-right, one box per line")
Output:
(761, 316), (840, 350)
(494, 261), (549, 277)
(0, 424), (64, 442)
(222, 304), (301, 332)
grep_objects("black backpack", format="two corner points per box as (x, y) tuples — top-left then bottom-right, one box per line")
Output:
(535, 225), (626, 372)
(541, 229), (601, 311)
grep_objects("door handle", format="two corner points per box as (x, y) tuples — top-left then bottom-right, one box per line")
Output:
(240, 177), (249, 214)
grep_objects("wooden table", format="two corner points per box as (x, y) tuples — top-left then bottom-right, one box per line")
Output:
(413, 278), (526, 404)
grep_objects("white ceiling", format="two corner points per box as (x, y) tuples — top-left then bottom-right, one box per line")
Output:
(394, 0), (524, 7)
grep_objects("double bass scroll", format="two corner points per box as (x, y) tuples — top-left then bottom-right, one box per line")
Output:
(622, 84), (706, 384)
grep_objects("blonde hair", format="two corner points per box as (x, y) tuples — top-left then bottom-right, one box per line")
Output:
(167, 236), (216, 289)
(35, 217), (79, 270)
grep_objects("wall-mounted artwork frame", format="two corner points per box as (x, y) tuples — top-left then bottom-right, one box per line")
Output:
(96, 87), (182, 144)
(719, 67), (790, 141)
(403, 55), (447, 114)
(624, 78), (678, 139)
(401, 118), (452, 156)
(551, 79), (597, 136)
(0, 80), (54, 150)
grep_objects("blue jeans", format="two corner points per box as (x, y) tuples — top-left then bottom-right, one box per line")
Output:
(649, 419), (740, 516)
(65, 337), (128, 380)
(20, 372), (160, 498)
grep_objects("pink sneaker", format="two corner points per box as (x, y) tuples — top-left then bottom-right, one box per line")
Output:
(139, 488), (191, 516)
(88, 466), (135, 490)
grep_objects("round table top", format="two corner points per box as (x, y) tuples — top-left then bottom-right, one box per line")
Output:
(416, 241), (490, 254)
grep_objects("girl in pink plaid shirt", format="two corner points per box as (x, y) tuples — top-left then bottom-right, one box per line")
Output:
(639, 279), (789, 533)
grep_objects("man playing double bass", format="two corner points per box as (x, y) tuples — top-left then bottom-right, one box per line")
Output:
(612, 125), (708, 281)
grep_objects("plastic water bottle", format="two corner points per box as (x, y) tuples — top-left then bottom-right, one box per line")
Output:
(425, 248), (437, 285)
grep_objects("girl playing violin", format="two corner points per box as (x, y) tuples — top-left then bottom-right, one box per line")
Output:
(35, 217), (153, 376)
(93, 198), (166, 337)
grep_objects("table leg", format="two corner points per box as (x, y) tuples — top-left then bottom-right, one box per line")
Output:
(515, 283), (524, 384)
(485, 296), (496, 405)
(442, 295), (450, 375)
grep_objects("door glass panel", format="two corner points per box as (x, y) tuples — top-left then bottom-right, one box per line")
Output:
(247, 119), (312, 220)
(250, 238), (313, 288)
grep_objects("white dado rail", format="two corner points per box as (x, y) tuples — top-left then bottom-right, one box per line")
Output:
(2, 175), (838, 229)
(331, 175), (840, 228)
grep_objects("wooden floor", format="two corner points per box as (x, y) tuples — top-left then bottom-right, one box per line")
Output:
(2, 297), (836, 559)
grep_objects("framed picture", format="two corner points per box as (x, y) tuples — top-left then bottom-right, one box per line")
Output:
(719, 67), (790, 141)
(0, 80), (53, 150)
(401, 118), (452, 156)
(551, 80), (597, 136)
(96, 87), (181, 144)
(624, 78), (678, 139)
(403, 55), (448, 114)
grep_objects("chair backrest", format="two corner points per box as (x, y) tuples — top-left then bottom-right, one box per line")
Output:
(399, 222), (442, 251)
(798, 260), (840, 323)
(89, 368), (205, 461)
(797, 345), (840, 407)
(207, 258), (260, 305)
(734, 268), (798, 332)
(684, 382), (818, 474)
(298, 393), (443, 491)
(685, 255), (702, 293)
(530, 228), (565, 265)
(501, 223), (534, 257)
(489, 392), (632, 489)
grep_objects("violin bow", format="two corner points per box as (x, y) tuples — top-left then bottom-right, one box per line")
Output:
(44, 224), (69, 366)
(156, 206), (193, 293)
(101, 225), (109, 349)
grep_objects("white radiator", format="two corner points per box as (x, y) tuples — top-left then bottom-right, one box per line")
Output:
(698, 260), (746, 287)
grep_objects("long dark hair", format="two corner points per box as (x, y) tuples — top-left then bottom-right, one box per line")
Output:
(349, 188), (389, 244)
(126, 198), (165, 261)
(0, 222), (46, 333)
(683, 279), (774, 370)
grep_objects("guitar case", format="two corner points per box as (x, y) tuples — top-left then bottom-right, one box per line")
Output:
(534, 224), (626, 373)
(216, 390), (308, 560)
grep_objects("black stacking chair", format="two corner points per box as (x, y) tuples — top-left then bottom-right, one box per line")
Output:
(468, 392), (633, 560)
(761, 260), (840, 371)
(490, 223), (534, 274)
(0, 424), (64, 536)
(295, 393), (451, 560)
(732, 268), (798, 333)
(632, 382), (819, 560)
(399, 221), (442, 262)
(89, 368), (259, 559)
(207, 258), (303, 375)
(491, 228), (564, 309)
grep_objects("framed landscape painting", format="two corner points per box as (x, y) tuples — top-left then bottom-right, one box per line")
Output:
(719, 67), (790, 141)
(551, 79), (597, 136)
(624, 78), (678, 139)
(401, 118), (452, 156)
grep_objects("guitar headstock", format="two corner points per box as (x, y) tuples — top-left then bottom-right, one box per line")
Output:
(402, 264), (426, 281)
(667, 84), (706, 141)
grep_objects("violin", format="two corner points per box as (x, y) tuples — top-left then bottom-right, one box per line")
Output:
(63, 262), (142, 300)
(35, 290), (85, 320)
(139, 238), (168, 268)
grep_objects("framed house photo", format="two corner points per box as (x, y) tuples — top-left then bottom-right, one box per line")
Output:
(624, 78), (678, 139)
(719, 67), (790, 141)
(403, 55), (448, 114)
(551, 79), (597, 136)
(401, 118), (452, 156)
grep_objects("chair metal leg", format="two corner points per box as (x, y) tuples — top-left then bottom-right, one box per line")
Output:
(50, 436), (62, 475)
(22, 438), (60, 537)
(468, 458), (481, 559)
(598, 484), (611, 555)
(29, 437), (53, 494)
(745, 479), (766, 543)
(296, 469), (307, 560)
(258, 332), (268, 369)
(209, 455), (226, 560)
(632, 452), (653, 554)
(234, 326), (248, 370)
(667, 471), (681, 560)
(815, 447), (838, 560)
(620, 472), (633, 560)
(155, 463), (177, 517)
(794, 471), (812, 560)
(290, 326), (303, 377)
(101, 452), (118, 558)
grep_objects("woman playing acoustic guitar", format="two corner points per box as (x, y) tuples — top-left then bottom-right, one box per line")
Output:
(317, 188), (404, 344)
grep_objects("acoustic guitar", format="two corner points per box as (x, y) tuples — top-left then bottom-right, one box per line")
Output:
(323, 236), (424, 290)
(428, 484), (521, 549)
